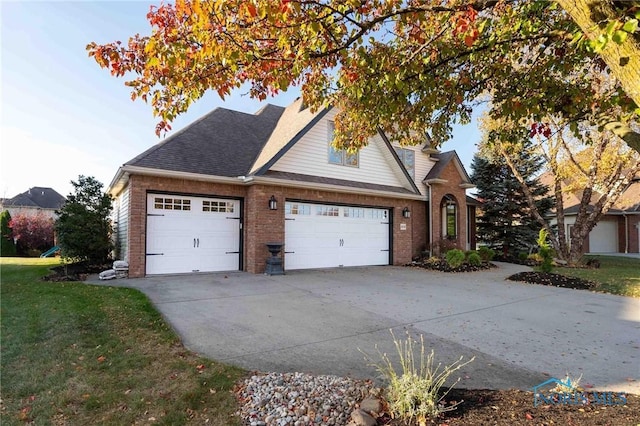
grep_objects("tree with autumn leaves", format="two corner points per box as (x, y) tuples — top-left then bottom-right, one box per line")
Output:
(481, 116), (640, 265)
(87, 0), (638, 155)
(87, 1), (640, 265)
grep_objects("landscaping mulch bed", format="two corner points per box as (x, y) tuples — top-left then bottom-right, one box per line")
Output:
(507, 271), (599, 291)
(408, 260), (497, 273)
(379, 388), (639, 425)
(41, 261), (110, 282)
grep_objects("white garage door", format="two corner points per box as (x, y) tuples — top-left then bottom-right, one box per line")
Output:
(588, 220), (618, 253)
(284, 201), (390, 270)
(146, 194), (241, 274)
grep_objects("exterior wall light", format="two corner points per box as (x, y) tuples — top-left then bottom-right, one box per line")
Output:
(402, 207), (411, 218)
(268, 195), (278, 210)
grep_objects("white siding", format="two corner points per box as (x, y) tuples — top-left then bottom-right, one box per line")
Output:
(115, 186), (130, 261)
(271, 109), (410, 189)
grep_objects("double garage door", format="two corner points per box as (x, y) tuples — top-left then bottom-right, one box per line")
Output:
(284, 201), (391, 270)
(146, 194), (241, 274)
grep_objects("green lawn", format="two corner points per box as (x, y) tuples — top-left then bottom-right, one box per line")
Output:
(555, 255), (640, 297)
(0, 258), (243, 425)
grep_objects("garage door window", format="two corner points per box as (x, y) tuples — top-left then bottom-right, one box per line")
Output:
(317, 206), (340, 216)
(369, 210), (388, 220)
(154, 197), (191, 210)
(285, 203), (311, 215)
(202, 200), (234, 213)
(344, 207), (365, 218)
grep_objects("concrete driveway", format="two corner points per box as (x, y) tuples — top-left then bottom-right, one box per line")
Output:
(91, 263), (640, 393)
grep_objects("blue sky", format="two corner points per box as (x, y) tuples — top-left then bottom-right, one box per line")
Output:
(1, 1), (481, 199)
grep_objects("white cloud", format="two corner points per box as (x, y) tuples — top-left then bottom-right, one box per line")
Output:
(0, 126), (116, 199)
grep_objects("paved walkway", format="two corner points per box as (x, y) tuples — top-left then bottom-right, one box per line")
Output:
(89, 263), (640, 393)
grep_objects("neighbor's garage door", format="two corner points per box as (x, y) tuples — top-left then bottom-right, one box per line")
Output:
(588, 220), (618, 253)
(146, 194), (241, 274)
(284, 201), (390, 270)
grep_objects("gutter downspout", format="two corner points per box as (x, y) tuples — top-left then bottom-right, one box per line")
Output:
(624, 214), (629, 253)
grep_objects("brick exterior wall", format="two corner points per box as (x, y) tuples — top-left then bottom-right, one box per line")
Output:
(619, 215), (640, 253)
(428, 161), (469, 255)
(124, 174), (423, 277)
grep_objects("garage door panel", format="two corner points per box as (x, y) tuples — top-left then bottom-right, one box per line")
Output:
(146, 194), (240, 274)
(588, 221), (618, 253)
(284, 202), (390, 270)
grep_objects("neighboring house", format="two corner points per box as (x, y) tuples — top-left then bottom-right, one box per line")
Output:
(546, 175), (640, 254)
(0, 187), (66, 219)
(109, 98), (476, 277)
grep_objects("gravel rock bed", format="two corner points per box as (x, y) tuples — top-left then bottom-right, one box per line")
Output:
(236, 372), (375, 426)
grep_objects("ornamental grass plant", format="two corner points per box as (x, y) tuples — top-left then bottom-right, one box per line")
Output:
(363, 331), (474, 426)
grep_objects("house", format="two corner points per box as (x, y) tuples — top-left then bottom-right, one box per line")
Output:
(547, 175), (640, 254)
(108, 98), (476, 277)
(0, 187), (66, 219)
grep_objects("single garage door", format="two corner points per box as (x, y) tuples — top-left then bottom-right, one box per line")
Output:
(146, 194), (241, 274)
(284, 201), (390, 270)
(588, 220), (618, 253)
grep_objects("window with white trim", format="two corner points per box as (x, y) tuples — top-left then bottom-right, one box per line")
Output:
(441, 195), (457, 239)
(328, 121), (359, 167)
(394, 147), (415, 179)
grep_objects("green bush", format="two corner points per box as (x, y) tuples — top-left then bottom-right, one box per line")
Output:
(445, 249), (465, 268)
(363, 331), (474, 425)
(537, 229), (553, 273)
(0, 210), (16, 257)
(467, 252), (481, 266)
(478, 246), (495, 262)
(539, 247), (553, 273)
(518, 252), (529, 262)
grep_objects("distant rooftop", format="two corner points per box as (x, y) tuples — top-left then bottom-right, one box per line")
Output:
(2, 187), (66, 210)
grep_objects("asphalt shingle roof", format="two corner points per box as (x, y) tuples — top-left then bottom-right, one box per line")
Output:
(3, 187), (66, 209)
(263, 171), (417, 195)
(423, 151), (472, 183)
(126, 104), (285, 177)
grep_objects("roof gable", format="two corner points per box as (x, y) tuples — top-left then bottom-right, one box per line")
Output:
(126, 104), (284, 177)
(250, 97), (327, 175)
(424, 151), (473, 186)
(264, 108), (419, 193)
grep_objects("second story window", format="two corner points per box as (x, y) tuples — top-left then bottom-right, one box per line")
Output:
(328, 121), (359, 167)
(394, 147), (415, 179)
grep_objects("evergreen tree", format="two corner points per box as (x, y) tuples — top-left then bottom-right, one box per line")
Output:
(471, 145), (554, 259)
(1, 210), (16, 257)
(55, 176), (113, 265)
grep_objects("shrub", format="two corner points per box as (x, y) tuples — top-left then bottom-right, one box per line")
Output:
(477, 246), (495, 262)
(55, 176), (113, 265)
(518, 252), (529, 262)
(0, 210), (16, 257)
(445, 249), (465, 268)
(467, 251), (481, 266)
(537, 229), (553, 273)
(8, 212), (54, 255)
(363, 331), (474, 425)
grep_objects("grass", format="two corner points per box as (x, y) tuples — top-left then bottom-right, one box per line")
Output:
(0, 258), (244, 425)
(554, 255), (640, 297)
